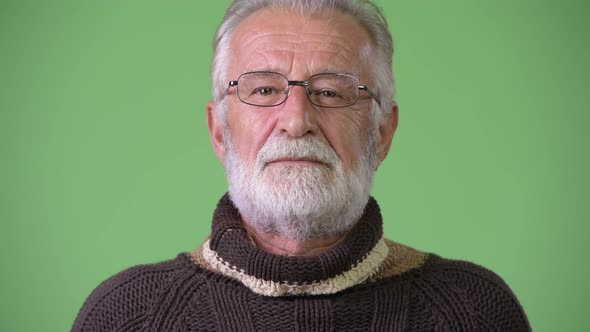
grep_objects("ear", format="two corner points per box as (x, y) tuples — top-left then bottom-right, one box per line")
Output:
(206, 101), (226, 166)
(374, 101), (399, 170)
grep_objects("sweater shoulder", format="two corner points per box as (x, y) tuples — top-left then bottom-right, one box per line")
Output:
(413, 255), (531, 331)
(422, 255), (515, 289)
(71, 253), (195, 332)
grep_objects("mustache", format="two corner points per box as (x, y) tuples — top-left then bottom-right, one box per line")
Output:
(257, 136), (339, 168)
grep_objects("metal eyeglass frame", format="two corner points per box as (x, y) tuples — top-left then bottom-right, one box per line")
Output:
(227, 71), (381, 108)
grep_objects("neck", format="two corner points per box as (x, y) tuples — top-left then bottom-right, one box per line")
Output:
(241, 218), (349, 256)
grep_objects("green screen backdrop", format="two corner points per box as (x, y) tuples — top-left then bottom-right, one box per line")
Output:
(1, 1), (589, 331)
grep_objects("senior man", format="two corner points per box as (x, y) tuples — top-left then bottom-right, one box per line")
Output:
(73, 0), (530, 331)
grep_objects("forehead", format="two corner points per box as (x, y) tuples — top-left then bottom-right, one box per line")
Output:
(229, 8), (374, 78)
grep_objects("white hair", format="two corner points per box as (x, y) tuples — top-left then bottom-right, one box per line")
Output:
(210, 0), (395, 124)
(222, 115), (378, 242)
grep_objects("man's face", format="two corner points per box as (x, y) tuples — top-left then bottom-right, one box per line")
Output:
(207, 8), (397, 241)
(224, 8), (376, 175)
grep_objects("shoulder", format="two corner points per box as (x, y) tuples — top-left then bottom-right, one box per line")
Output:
(420, 254), (523, 303)
(421, 254), (516, 287)
(71, 253), (200, 332)
(372, 239), (530, 331)
(415, 254), (531, 331)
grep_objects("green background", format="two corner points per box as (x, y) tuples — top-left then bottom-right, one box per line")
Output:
(1, 0), (588, 331)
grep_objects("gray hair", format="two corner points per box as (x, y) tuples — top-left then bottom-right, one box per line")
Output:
(210, 0), (395, 122)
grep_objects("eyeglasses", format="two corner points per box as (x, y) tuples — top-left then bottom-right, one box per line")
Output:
(227, 71), (380, 108)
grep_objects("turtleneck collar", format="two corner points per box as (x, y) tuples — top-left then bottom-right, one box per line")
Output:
(198, 194), (390, 297)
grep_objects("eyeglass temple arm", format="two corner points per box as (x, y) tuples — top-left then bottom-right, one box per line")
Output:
(359, 85), (381, 106)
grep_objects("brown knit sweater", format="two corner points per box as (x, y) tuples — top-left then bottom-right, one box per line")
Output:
(72, 195), (530, 331)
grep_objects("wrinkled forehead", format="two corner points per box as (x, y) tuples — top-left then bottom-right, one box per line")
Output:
(228, 7), (374, 80)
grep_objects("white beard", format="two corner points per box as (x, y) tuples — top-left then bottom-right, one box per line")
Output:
(223, 127), (377, 242)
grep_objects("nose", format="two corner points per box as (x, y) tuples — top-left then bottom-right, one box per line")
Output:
(276, 85), (317, 138)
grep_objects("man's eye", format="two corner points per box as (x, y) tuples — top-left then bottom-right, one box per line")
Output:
(255, 87), (275, 96)
(315, 90), (340, 98)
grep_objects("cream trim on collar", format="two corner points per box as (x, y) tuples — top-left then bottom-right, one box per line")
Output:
(198, 237), (390, 297)
(190, 237), (428, 297)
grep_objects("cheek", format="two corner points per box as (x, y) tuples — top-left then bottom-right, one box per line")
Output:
(227, 107), (278, 161)
(317, 109), (370, 170)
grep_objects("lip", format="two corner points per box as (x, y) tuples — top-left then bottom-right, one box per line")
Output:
(266, 157), (330, 168)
